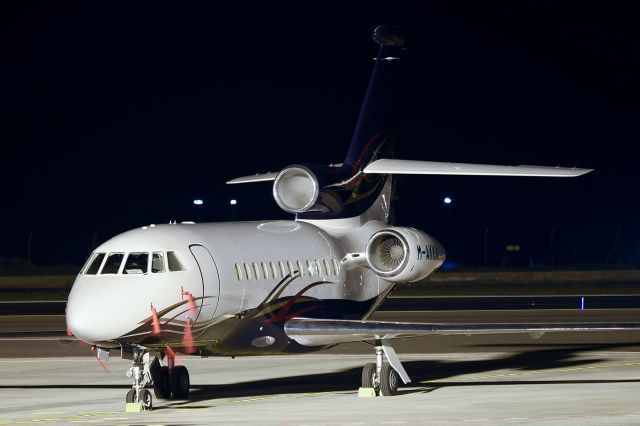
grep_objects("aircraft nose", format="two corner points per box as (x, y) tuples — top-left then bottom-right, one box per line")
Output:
(66, 279), (125, 344)
(66, 301), (114, 343)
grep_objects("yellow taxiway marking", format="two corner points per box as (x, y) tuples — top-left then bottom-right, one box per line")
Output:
(0, 412), (122, 425)
(427, 360), (640, 383)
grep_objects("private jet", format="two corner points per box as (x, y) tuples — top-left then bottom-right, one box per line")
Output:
(8, 26), (640, 410)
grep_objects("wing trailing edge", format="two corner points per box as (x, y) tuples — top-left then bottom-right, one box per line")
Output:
(284, 318), (640, 346)
(363, 159), (592, 177)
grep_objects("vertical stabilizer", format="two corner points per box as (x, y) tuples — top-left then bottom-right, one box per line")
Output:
(296, 26), (404, 222)
(344, 26), (405, 171)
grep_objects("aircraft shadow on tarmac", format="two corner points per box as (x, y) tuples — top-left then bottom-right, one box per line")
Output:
(169, 343), (640, 406)
(1, 344), (638, 404)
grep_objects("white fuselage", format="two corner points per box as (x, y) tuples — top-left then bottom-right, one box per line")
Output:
(66, 219), (444, 355)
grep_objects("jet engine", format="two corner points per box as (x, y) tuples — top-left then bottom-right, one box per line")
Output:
(273, 166), (320, 213)
(365, 227), (445, 283)
(272, 164), (350, 214)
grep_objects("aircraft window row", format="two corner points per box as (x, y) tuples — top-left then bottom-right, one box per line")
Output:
(234, 258), (340, 281)
(83, 251), (185, 275)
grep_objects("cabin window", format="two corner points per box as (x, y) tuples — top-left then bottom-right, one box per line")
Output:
(316, 259), (324, 276)
(287, 261), (294, 276)
(84, 253), (105, 275)
(278, 261), (286, 278)
(101, 253), (124, 274)
(261, 262), (269, 279)
(307, 260), (316, 276)
(252, 262), (260, 280)
(243, 263), (251, 280)
(123, 252), (149, 274)
(333, 259), (340, 275)
(167, 251), (185, 271)
(296, 260), (305, 277)
(269, 261), (277, 279)
(324, 259), (332, 276)
(151, 252), (165, 273)
(235, 263), (242, 281)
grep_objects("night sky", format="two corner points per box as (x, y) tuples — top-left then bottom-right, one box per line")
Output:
(1, 2), (639, 267)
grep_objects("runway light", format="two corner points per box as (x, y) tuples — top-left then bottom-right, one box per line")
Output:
(443, 197), (452, 205)
(193, 199), (204, 206)
(230, 199), (237, 205)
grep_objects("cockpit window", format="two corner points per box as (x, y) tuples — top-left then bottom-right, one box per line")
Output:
(167, 251), (184, 271)
(84, 253), (105, 275)
(151, 252), (165, 273)
(123, 252), (149, 274)
(101, 253), (124, 274)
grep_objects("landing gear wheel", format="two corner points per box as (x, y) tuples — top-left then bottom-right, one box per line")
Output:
(125, 389), (136, 403)
(139, 389), (153, 410)
(361, 362), (376, 388)
(153, 366), (172, 399)
(379, 362), (399, 396)
(170, 365), (190, 399)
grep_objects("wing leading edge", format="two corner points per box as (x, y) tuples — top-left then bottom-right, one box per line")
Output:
(284, 318), (640, 346)
(363, 159), (593, 177)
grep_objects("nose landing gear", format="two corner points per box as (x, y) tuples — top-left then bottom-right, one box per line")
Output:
(123, 347), (192, 411)
(125, 347), (154, 411)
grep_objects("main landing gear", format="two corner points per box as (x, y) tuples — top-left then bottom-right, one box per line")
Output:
(150, 354), (190, 400)
(360, 340), (410, 396)
(124, 347), (191, 411)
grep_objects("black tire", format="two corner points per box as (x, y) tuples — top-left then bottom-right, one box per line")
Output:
(379, 362), (399, 396)
(153, 366), (172, 399)
(361, 362), (376, 388)
(125, 389), (136, 403)
(170, 366), (190, 399)
(139, 389), (153, 410)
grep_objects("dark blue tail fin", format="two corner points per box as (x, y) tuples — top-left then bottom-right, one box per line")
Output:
(344, 26), (405, 172)
(296, 26), (405, 222)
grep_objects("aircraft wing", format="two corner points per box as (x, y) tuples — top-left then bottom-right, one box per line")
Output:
(363, 159), (593, 177)
(284, 318), (640, 346)
(0, 330), (76, 340)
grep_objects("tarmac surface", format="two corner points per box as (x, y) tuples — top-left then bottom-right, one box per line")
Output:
(1, 310), (640, 425)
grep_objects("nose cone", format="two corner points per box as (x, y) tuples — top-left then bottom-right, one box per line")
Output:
(66, 277), (128, 344)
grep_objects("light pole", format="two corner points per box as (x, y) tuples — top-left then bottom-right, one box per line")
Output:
(443, 196), (452, 257)
(193, 199), (204, 222)
(230, 199), (237, 221)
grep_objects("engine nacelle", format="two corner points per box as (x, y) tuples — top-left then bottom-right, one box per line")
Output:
(272, 164), (351, 214)
(365, 227), (446, 283)
(273, 166), (320, 213)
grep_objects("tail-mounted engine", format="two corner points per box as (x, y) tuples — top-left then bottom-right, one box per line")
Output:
(365, 227), (446, 283)
(272, 164), (353, 214)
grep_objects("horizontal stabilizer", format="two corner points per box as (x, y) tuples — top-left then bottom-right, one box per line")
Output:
(285, 317), (640, 346)
(363, 159), (593, 177)
(227, 172), (278, 184)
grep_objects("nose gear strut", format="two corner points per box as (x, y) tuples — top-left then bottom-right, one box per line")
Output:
(124, 347), (153, 411)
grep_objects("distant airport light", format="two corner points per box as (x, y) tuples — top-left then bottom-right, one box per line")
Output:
(193, 199), (204, 206)
(443, 197), (452, 205)
(230, 199), (237, 205)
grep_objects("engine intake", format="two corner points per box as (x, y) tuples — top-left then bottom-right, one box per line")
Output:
(366, 230), (409, 277)
(272, 166), (319, 213)
(366, 227), (446, 283)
